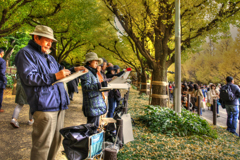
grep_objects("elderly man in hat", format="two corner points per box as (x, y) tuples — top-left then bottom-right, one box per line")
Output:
(80, 52), (107, 128)
(15, 25), (88, 160)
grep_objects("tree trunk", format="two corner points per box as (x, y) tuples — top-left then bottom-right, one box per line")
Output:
(139, 69), (147, 95)
(137, 73), (141, 91)
(151, 67), (168, 107)
(6, 60), (9, 67)
(4, 47), (14, 67)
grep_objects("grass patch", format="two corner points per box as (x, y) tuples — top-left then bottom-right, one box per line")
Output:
(118, 88), (240, 159)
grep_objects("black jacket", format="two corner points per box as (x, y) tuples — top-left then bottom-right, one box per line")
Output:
(0, 58), (7, 89)
(224, 83), (240, 106)
(106, 71), (124, 100)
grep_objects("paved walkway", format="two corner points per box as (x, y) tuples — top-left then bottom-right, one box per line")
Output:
(0, 87), (85, 160)
(201, 106), (239, 135)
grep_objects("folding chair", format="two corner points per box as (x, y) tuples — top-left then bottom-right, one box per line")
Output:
(87, 131), (104, 159)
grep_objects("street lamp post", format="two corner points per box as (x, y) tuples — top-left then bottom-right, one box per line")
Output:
(174, 0), (181, 114)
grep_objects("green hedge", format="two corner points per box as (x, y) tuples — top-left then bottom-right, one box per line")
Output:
(139, 105), (217, 138)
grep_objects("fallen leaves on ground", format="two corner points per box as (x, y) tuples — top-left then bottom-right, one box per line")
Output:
(118, 88), (240, 160)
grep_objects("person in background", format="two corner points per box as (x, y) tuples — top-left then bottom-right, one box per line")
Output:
(169, 83), (173, 101)
(201, 85), (207, 111)
(100, 58), (112, 107)
(201, 85), (207, 101)
(216, 84), (221, 95)
(114, 65), (120, 74)
(106, 67), (125, 117)
(193, 84), (204, 115)
(113, 65), (123, 107)
(10, 74), (34, 128)
(207, 87), (211, 110)
(80, 52), (106, 127)
(210, 84), (220, 117)
(67, 78), (79, 101)
(107, 62), (113, 68)
(181, 83), (188, 109)
(101, 58), (108, 74)
(0, 48), (7, 113)
(223, 76), (240, 136)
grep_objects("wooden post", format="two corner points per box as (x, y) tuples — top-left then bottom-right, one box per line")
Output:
(213, 99), (217, 125)
(122, 107), (127, 114)
(198, 96), (201, 116)
(116, 119), (123, 148)
(187, 94), (190, 110)
(149, 74), (152, 105)
(104, 148), (117, 160)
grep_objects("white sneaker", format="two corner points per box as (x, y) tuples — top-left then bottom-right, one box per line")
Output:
(28, 119), (34, 125)
(10, 119), (19, 128)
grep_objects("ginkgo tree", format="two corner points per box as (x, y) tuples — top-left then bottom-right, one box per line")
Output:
(102, 0), (240, 106)
(25, 0), (104, 63)
(0, 0), (63, 38)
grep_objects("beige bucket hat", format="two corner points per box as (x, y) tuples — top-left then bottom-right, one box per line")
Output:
(30, 25), (57, 42)
(84, 52), (103, 65)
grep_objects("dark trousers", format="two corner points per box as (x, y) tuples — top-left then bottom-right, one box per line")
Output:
(107, 98), (117, 118)
(87, 116), (99, 128)
(0, 89), (3, 109)
(69, 92), (74, 99)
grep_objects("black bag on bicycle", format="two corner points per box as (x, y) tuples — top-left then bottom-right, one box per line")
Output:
(59, 123), (97, 160)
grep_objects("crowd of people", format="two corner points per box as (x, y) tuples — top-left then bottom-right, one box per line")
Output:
(0, 25), (126, 160)
(175, 77), (240, 136)
(179, 82), (219, 116)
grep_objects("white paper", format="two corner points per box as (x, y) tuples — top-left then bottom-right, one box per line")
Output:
(52, 71), (86, 85)
(109, 71), (130, 84)
(99, 71), (131, 91)
(122, 113), (134, 144)
(99, 83), (131, 91)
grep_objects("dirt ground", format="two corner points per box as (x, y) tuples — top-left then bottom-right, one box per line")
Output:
(0, 87), (86, 160)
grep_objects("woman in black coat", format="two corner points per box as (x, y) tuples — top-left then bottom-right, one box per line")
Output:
(106, 67), (124, 117)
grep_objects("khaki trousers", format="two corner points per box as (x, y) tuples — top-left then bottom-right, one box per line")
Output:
(31, 110), (65, 160)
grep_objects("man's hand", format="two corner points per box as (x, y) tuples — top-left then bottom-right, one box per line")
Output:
(74, 66), (88, 73)
(55, 69), (71, 80)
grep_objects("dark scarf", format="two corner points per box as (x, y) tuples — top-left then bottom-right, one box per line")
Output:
(85, 65), (97, 77)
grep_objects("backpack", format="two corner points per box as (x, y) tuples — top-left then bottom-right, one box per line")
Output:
(220, 85), (235, 102)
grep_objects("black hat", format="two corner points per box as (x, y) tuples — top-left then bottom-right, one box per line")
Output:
(114, 65), (120, 70)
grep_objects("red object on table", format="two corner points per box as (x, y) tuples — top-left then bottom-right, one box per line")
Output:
(126, 68), (132, 71)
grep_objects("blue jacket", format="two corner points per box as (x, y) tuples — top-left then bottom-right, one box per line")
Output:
(80, 67), (106, 117)
(15, 40), (74, 114)
(0, 58), (7, 89)
(224, 83), (240, 106)
(202, 89), (207, 97)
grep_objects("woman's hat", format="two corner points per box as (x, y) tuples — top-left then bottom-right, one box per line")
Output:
(84, 52), (103, 65)
(30, 25), (57, 42)
(107, 67), (117, 73)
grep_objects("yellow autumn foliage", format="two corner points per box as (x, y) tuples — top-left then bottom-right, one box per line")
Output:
(181, 30), (240, 84)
